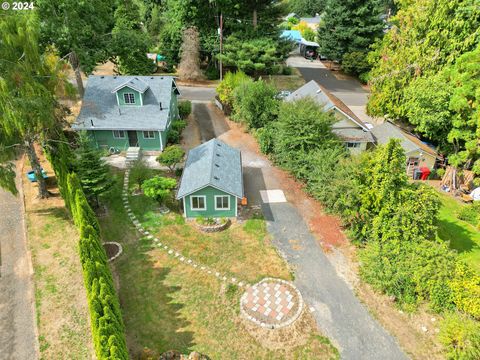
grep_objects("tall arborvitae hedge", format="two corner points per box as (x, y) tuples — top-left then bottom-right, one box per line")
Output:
(45, 138), (128, 359)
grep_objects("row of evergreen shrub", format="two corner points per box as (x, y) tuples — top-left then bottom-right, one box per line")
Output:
(46, 139), (128, 359)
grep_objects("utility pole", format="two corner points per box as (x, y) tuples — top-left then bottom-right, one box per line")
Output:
(219, 12), (223, 81)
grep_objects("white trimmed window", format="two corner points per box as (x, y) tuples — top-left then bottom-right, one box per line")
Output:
(190, 195), (206, 210)
(143, 131), (155, 139)
(215, 195), (230, 210)
(112, 130), (126, 139)
(346, 142), (361, 148)
(123, 93), (135, 104)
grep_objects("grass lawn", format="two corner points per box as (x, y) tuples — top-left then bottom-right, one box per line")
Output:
(23, 158), (93, 359)
(436, 191), (480, 273)
(99, 169), (338, 359)
(266, 68), (305, 91)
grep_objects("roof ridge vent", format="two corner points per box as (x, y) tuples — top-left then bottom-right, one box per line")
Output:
(213, 176), (220, 180)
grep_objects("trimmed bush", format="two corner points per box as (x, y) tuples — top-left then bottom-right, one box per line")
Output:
(178, 100), (192, 119)
(439, 312), (480, 359)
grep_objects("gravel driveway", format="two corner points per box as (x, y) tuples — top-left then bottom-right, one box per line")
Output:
(0, 164), (38, 359)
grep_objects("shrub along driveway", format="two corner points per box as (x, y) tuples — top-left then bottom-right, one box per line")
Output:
(218, 124), (407, 360)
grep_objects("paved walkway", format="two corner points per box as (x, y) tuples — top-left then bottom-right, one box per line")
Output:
(0, 164), (38, 359)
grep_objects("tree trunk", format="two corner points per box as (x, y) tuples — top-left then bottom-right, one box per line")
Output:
(25, 139), (49, 199)
(69, 51), (84, 98)
(253, 8), (257, 29)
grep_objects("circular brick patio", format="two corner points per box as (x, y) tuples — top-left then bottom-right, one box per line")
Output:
(240, 278), (303, 329)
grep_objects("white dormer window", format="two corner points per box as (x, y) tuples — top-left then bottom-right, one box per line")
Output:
(124, 93), (135, 104)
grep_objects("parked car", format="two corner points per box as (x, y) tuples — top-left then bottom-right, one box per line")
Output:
(26, 168), (48, 182)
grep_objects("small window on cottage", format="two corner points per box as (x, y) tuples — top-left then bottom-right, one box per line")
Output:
(143, 131), (155, 139)
(123, 93), (135, 104)
(346, 142), (360, 148)
(112, 130), (125, 138)
(215, 195), (230, 210)
(191, 196), (206, 210)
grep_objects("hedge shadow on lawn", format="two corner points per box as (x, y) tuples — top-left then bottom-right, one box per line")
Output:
(118, 237), (196, 356)
(438, 218), (480, 254)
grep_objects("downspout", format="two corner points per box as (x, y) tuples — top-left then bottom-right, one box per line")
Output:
(159, 130), (163, 151)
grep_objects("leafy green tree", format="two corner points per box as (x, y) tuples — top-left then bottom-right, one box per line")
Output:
(110, 0), (156, 75)
(341, 51), (371, 77)
(367, 0), (480, 119)
(217, 71), (251, 108)
(317, 0), (384, 62)
(273, 98), (338, 169)
(445, 46), (480, 173)
(439, 312), (480, 360)
(403, 73), (453, 153)
(75, 134), (113, 207)
(287, 0), (326, 16)
(353, 139), (408, 239)
(0, 13), (69, 198)
(157, 145), (185, 173)
(130, 160), (151, 191)
(232, 79), (279, 129)
(219, 35), (291, 76)
(142, 176), (177, 206)
(36, 0), (115, 97)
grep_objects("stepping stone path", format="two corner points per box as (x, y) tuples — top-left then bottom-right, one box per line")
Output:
(122, 169), (303, 329)
(240, 278), (304, 329)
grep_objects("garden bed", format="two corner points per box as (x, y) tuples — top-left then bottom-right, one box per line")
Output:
(103, 242), (123, 261)
(194, 217), (231, 232)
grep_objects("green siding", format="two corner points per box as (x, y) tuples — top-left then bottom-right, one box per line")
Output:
(87, 130), (165, 151)
(184, 186), (237, 218)
(116, 86), (142, 106)
(88, 130), (129, 150)
(137, 130), (163, 150)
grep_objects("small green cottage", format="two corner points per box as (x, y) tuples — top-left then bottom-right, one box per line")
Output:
(176, 139), (244, 219)
(73, 75), (180, 151)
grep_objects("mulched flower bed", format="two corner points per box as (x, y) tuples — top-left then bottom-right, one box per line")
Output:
(103, 242), (123, 261)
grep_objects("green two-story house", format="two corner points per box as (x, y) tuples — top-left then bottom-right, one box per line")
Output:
(73, 75), (180, 151)
(176, 139), (244, 219)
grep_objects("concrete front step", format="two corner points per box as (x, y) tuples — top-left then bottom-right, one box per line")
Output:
(126, 147), (141, 162)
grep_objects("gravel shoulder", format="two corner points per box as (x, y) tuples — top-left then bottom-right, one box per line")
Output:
(0, 160), (38, 360)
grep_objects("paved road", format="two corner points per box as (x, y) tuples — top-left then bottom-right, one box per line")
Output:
(178, 86), (216, 102)
(0, 166), (38, 359)
(294, 65), (379, 124)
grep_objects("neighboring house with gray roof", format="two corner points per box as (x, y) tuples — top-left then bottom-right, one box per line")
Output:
(371, 121), (439, 175)
(176, 139), (244, 219)
(285, 80), (375, 154)
(72, 75), (180, 152)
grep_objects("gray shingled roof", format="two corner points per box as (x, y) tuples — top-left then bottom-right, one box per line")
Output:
(333, 128), (374, 142)
(111, 77), (150, 94)
(371, 122), (438, 157)
(73, 75), (179, 131)
(285, 80), (373, 142)
(176, 139), (244, 199)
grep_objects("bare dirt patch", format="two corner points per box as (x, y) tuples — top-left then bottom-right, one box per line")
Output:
(22, 150), (93, 358)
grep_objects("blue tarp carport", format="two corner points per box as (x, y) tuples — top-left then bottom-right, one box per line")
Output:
(280, 30), (302, 43)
